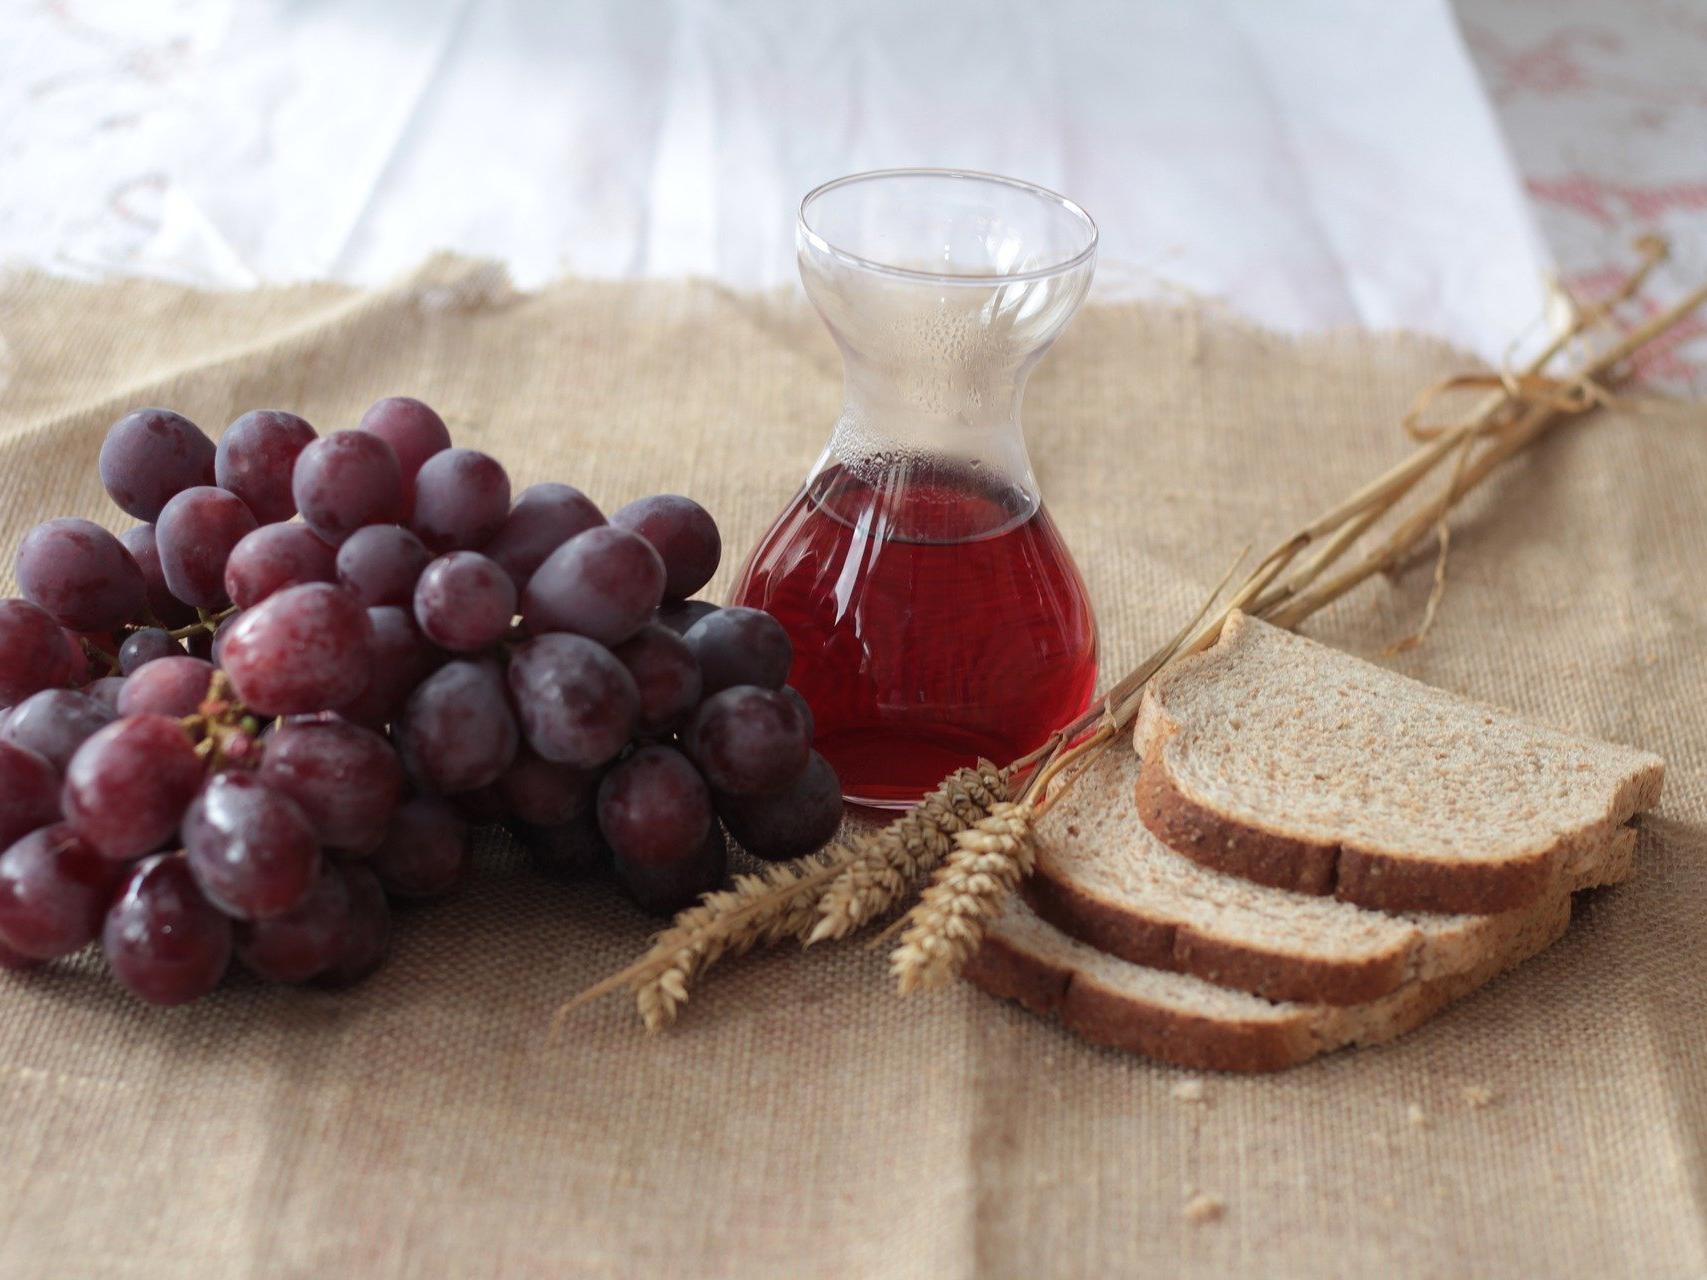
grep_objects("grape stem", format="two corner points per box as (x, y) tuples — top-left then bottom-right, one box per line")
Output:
(160, 604), (239, 643)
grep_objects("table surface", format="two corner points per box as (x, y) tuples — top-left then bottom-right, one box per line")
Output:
(1, 0), (1701, 386)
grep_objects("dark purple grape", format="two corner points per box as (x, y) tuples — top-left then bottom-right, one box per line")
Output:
(654, 598), (718, 636)
(781, 686), (815, 743)
(505, 634), (638, 768)
(396, 659), (518, 793)
(183, 772), (320, 921)
(333, 606), (441, 728)
(613, 819), (727, 917)
(613, 623), (702, 734)
(521, 526), (665, 645)
(0, 939), (39, 970)
(82, 676), (128, 711)
(369, 796), (469, 898)
(358, 397), (450, 518)
(15, 518), (147, 631)
(118, 627), (184, 673)
(291, 430), (404, 545)
(413, 551), (515, 652)
(450, 782), (511, 824)
(209, 609), (242, 666)
(483, 483), (605, 590)
(0, 688), (114, 773)
(116, 655), (215, 719)
(683, 606), (793, 693)
(257, 717), (403, 853)
(102, 854), (232, 1005)
(610, 494), (721, 600)
(496, 747), (596, 826)
(221, 583), (373, 716)
(98, 409), (216, 521)
(118, 524), (197, 628)
(0, 823), (121, 959)
(155, 485), (258, 608)
(514, 809), (611, 879)
(410, 448), (511, 552)
(0, 742), (60, 852)
(314, 862), (390, 988)
(715, 750), (842, 860)
(335, 523), (431, 607)
(0, 600), (74, 707)
(223, 522), (337, 609)
(215, 410), (317, 523)
(596, 745), (711, 865)
(685, 685), (810, 796)
(62, 714), (202, 860)
(235, 864), (351, 982)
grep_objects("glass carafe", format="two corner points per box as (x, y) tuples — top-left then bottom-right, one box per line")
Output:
(734, 169), (1099, 808)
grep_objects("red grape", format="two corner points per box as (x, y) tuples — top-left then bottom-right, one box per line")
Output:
(611, 494), (721, 600)
(209, 610), (242, 666)
(221, 582), (374, 716)
(215, 410), (317, 523)
(118, 524), (197, 628)
(397, 659), (518, 793)
(0, 824), (122, 959)
(0, 741), (61, 851)
(16, 518), (147, 631)
(116, 655), (215, 719)
(369, 796), (469, 898)
(358, 396), (450, 517)
(314, 862), (390, 988)
(496, 747), (596, 826)
(82, 676), (128, 711)
(223, 522), (337, 609)
(98, 408), (216, 521)
(613, 623), (702, 734)
(683, 606), (792, 693)
(332, 606), (441, 728)
(685, 685), (810, 795)
(521, 526), (665, 645)
(413, 551), (515, 652)
(183, 772), (321, 920)
(715, 750), (842, 860)
(62, 713), (203, 860)
(514, 809), (611, 879)
(781, 686), (815, 742)
(155, 485), (258, 608)
(0, 939), (39, 970)
(335, 523), (431, 607)
(235, 864), (351, 982)
(1, 688), (114, 773)
(411, 448), (511, 551)
(257, 717), (403, 853)
(102, 853), (232, 1005)
(292, 430), (404, 545)
(654, 598), (718, 636)
(0, 599), (75, 707)
(118, 627), (184, 673)
(613, 819), (728, 917)
(484, 482), (605, 590)
(506, 633), (638, 768)
(596, 745), (712, 865)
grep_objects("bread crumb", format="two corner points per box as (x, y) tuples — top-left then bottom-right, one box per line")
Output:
(1406, 1103), (1427, 1127)
(1183, 1192), (1225, 1225)
(1461, 1085), (1495, 1109)
(1171, 1078), (1206, 1103)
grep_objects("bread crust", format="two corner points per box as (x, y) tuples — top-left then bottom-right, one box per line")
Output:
(1133, 751), (1554, 914)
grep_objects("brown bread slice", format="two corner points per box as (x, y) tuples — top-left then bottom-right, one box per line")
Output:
(1132, 611), (1664, 914)
(964, 892), (1571, 1073)
(1028, 747), (1637, 1005)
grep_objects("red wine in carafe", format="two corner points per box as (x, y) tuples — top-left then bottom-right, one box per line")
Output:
(734, 459), (1097, 807)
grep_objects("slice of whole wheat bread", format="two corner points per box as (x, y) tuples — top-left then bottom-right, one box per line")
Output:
(1028, 747), (1637, 1005)
(1132, 611), (1664, 914)
(964, 891), (1572, 1072)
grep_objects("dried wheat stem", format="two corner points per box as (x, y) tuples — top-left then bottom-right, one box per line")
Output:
(889, 802), (1037, 995)
(806, 763), (1007, 946)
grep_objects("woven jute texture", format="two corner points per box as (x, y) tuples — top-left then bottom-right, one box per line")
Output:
(0, 257), (1703, 1279)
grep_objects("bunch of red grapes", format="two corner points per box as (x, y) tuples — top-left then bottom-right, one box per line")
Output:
(0, 398), (841, 1006)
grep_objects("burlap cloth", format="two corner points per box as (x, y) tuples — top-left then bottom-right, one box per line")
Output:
(0, 257), (1703, 1279)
